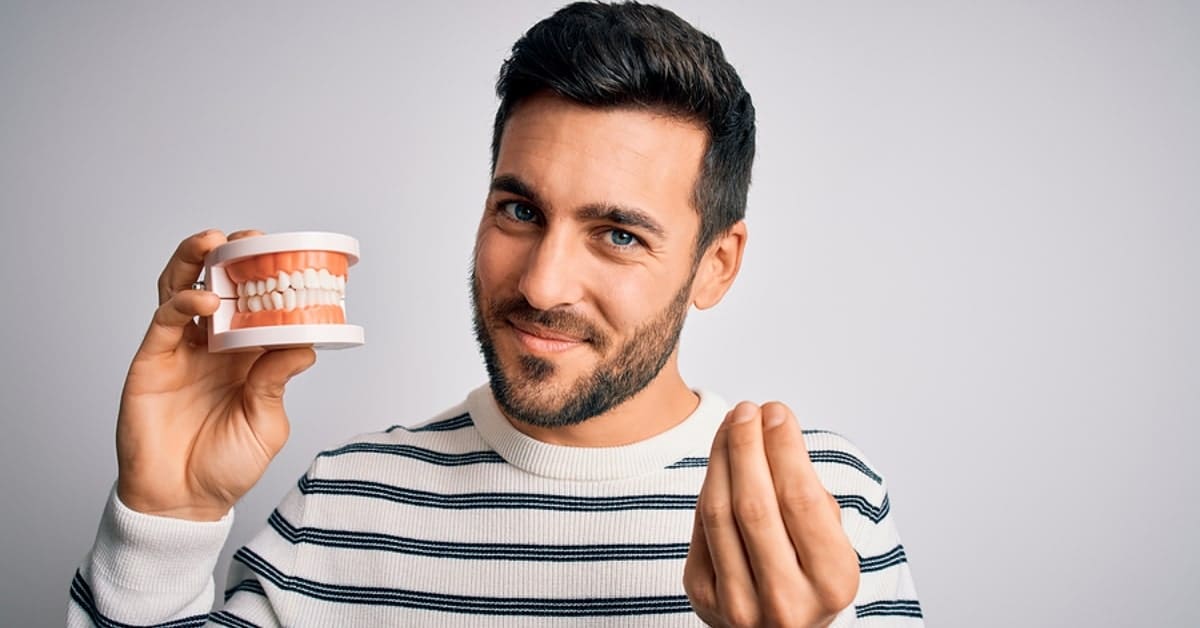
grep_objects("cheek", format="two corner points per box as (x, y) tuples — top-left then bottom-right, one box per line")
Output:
(593, 270), (662, 332)
(474, 230), (525, 291)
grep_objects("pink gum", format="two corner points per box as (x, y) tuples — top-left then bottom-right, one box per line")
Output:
(225, 251), (349, 283)
(231, 305), (346, 329)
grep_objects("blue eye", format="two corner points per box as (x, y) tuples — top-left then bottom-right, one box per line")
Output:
(609, 229), (637, 247)
(503, 201), (538, 222)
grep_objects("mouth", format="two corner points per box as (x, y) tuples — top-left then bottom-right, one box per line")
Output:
(505, 318), (588, 354)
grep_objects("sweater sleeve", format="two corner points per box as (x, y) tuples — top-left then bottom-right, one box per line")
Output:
(68, 486), (287, 627)
(68, 486), (231, 626)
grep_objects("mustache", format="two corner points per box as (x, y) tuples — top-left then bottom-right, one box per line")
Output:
(489, 297), (609, 351)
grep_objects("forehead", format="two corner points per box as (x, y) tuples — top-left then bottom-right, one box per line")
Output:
(494, 93), (708, 236)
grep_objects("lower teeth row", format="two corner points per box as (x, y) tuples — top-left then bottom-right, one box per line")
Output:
(237, 288), (341, 313)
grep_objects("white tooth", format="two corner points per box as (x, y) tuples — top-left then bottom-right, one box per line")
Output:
(284, 288), (296, 311)
(336, 275), (346, 294)
(291, 270), (304, 289)
(297, 289), (308, 309)
(277, 270), (290, 292)
(256, 279), (266, 296)
(245, 281), (256, 297)
(304, 268), (319, 290)
(319, 268), (333, 290)
(316, 289), (326, 306)
(263, 292), (275, 310)
(237, 296), (247, 312)
(248, 295), (263, 312)
(266, 276), (276, 293)
(236, 282), (245, 298)
(271, 291), (284, 311)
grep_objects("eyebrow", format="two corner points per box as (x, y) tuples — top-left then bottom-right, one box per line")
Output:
(490, 174), (667, 239)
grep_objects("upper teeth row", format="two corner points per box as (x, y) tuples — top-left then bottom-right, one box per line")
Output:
(237, 268), (346, 297)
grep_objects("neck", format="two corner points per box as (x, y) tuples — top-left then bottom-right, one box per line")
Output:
(504, 357), (699, 447)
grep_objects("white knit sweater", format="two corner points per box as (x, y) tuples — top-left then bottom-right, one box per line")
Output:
(70, 385), (923, 626)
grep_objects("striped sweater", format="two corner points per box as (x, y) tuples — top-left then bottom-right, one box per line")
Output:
(70, 385), (923, 626)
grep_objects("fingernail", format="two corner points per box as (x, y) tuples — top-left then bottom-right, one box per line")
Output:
(763, 407), (788, 429)
(727, 404), (756, 424)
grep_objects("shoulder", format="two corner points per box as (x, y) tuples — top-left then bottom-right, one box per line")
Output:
(801, 430), (889, 517)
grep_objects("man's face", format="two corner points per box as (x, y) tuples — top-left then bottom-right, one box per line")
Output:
(472, 93), (709, 428)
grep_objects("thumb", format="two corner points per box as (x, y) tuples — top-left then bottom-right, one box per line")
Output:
(242, 347), (316, 449)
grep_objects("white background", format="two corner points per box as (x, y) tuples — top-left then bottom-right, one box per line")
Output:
(1, 1), (1196, 626)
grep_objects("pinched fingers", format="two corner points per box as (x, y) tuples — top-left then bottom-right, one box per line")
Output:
(761, 402), (860, 614)
(725, 402), (811, 613)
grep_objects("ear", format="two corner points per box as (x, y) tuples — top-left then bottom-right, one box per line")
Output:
(691, 221), (747, 310)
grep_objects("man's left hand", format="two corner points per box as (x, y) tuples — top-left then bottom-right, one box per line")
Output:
(683, 401), (860, 627)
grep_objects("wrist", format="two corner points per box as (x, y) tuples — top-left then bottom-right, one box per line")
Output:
(116, 482), (231, 522)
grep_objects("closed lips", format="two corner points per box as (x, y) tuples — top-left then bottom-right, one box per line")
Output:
(508, 319), (584, 343)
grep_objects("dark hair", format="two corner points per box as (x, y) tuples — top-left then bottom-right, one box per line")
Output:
(491, 1), (756, 254)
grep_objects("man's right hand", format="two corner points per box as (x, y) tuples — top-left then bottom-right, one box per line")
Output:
(115, 229), (316, 521)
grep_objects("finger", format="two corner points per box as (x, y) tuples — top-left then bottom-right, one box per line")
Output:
(226, 229), (265, 242)
(762, 402), (860, 610)
(725, 401), (808, 602)
(699, 406), (760, 627)
(241, 347), (316, 456)
(157, 230), (228, 305)
(682, 505), (720, 624)
(139, 290), (221, 356)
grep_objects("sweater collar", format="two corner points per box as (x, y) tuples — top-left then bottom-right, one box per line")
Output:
(466, 384), (729, 481)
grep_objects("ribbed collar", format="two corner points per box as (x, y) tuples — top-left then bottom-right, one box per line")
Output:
(466, 384), (730, 481)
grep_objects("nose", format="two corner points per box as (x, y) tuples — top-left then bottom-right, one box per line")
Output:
(518, 228), (585, 311)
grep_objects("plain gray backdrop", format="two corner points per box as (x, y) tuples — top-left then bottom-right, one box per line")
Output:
(2, 1), (1196, 626)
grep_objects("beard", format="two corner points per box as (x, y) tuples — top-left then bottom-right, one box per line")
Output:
(470, 269), (693, 429)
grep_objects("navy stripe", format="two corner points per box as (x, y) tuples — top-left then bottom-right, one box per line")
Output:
(233, 547), (693, 616)
(808, 450), (883, 484)
(268, 510), (689, 561)
(859, 545), (908, 573)
(665, 450), (881, 485)
(70, 570), (207, 628)
(835, 493), (890, 523)
(665, 457), (708, 469)
(856, 599), (923, 619)
(387, 413), (474, 433)
(224, 578), (267, 602)
(298, 475), (696, 512)
(209, 611), (261, 628)
(317, 442), (505, 466)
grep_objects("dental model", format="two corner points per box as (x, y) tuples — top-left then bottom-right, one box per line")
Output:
(200, 232), (365, 352)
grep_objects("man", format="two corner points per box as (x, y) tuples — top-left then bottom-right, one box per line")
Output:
(70, 2), (921, 626)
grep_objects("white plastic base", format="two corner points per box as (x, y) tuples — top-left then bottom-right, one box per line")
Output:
(209, 324), (365, 353)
